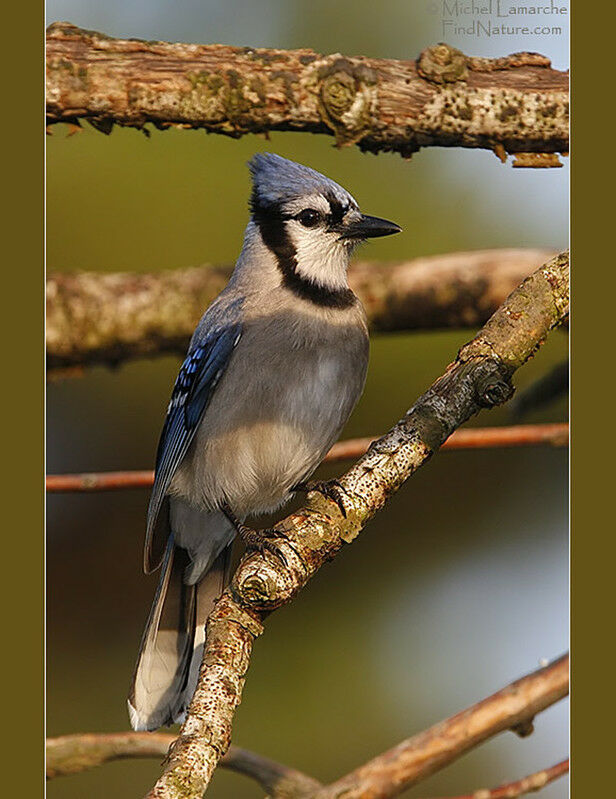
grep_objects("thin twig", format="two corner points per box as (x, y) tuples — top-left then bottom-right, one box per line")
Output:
(46, 249), (556, 371)
(420, 758), (568, 799)
(46, 470), (155, 493)
(46, 25), (568, 158)
(143, 252), (568, 799)
(45, 423), (568, 493)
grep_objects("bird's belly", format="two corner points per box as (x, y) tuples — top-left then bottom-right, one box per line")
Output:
(171, 352), (362, 517)
(196, 420), (324, 516)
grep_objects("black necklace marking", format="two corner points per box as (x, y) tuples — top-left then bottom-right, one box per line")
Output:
(251, 194), (356, 310)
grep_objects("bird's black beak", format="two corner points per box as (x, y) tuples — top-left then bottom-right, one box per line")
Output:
(339, 214), (402, 240)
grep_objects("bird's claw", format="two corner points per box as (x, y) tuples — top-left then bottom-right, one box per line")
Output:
(222, 504), (288, 567)
(239, 527), (288, 567)
(292, 479), (348, 518)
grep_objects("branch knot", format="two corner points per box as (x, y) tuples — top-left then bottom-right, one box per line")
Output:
(417, 43), (468, 84)
(306, 56), (378, 144)
(476, 371), (515, 408)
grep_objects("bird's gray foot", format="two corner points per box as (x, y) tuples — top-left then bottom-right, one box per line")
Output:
(222, 504), (287, 566)
(291, 479), (348, 518)
(238, 526), (288, 567)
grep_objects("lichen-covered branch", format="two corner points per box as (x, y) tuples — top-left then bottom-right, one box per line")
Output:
(46, 23), (568, 159)
(46, 733), (322, 797)
(46, 248), (555, 371)
(314, 656), (569, 799)
(144, 251), (568, 799)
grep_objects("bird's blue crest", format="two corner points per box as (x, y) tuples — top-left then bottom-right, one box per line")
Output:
(248, 153), (356, 209)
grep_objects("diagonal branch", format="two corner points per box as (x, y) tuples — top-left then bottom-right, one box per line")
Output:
(314, 656), (569, 799)
(46, 249), (555, 372)
(46, 733), (322, 797)
(144, 251), (569, 799)
(46, 24), (568, 159)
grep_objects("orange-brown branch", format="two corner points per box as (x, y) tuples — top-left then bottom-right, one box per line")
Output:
(45, 424), (568, 493)
(422, 759), (568, 799)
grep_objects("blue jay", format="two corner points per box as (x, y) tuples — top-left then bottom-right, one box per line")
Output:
(128, 153), (401, 731)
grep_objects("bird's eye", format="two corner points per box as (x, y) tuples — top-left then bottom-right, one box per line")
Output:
(297, 209), (321, 228)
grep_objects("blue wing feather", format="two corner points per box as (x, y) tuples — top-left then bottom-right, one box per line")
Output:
(144, 321), (242, 572)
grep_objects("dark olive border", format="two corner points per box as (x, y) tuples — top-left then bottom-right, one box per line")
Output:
(571, 3), (600, 796)
(4, 3), (44, 797)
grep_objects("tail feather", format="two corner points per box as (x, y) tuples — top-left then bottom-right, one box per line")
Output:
(128, 509), (235, 731)
(128, 536), (194, 731)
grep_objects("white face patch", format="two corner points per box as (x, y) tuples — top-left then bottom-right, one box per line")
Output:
(282, 191), (359, 291)
(289, 226), (351, 290)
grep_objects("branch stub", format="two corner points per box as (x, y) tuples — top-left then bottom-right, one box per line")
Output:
(417, 43), (469, 84)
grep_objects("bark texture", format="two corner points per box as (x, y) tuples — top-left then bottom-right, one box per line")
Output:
(46, 24), (568, 159)
(144, 251), (569, 799)
(46, 248), (555, 371)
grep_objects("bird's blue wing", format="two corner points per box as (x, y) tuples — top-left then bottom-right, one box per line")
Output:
(144, 322), (242, 572)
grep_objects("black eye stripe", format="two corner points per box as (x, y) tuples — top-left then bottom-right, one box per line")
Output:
(326, 198), (345, 226)
(290, 202), (350, 228)
(251, 197), (356, 309)
(254, 191), (356, 231)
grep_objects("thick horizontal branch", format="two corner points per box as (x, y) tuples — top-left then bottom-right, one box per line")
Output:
(425, 758), (568, 799)
(47, 248), (555, 371)
(46, 24), (568, 158)
(145, 252), (569, 799)
(46, 733), (321, 797)
(315, 655), (568, 799)
(45, 423), (568, 493)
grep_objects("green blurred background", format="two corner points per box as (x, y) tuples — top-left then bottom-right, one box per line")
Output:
(46, 2), (569, 797)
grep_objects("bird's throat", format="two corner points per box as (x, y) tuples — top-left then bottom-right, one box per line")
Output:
(252, 205), (355, 309)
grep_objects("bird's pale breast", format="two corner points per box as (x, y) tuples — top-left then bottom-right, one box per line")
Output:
(170, 303), (368, 517)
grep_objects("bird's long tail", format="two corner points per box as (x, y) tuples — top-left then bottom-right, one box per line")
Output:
(128, 507), (234, 731)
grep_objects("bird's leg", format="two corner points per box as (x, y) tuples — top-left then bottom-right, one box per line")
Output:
(291, 479), (348, 518)
(222, 504), (287, 566)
